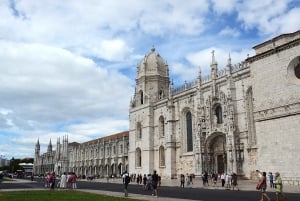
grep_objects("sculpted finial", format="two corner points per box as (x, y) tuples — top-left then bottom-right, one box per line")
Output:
(151, 45), (155, 52)
(211, 50), (216, 64)
(228, 53), (231, 65)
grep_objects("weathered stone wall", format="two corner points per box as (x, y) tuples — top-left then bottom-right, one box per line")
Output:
(251, 41), (300, 181)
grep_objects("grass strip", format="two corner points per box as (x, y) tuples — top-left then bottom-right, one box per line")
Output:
(0, 190), (142, 201)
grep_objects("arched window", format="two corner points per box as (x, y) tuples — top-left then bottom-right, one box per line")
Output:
(159, 146), (165, 167)
(159, 90), (164, 99)
(140, 91), (144, 104)
(120, 144), (123, 154)
(136, 148), (141, 167)
(159, 116), (165, 137)
(215, 105), (223, 124)
(136, 122), (142, 139)
(186, 111), (193, 152)
(295, 62), (300, 79)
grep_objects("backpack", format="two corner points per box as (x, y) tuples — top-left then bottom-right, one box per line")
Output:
(125, 175), (130, 184)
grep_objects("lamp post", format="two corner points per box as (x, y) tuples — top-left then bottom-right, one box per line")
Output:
(11, 157), (14, 178)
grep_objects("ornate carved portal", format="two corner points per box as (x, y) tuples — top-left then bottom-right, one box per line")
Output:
(203, 133), (227, 174)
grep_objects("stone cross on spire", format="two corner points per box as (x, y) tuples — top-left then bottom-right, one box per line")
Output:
(211, 50), (216, 64)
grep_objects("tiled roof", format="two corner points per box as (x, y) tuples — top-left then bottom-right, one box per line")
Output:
(80, 131), (129, 146)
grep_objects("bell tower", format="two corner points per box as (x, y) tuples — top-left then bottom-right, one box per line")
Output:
(132, 46), (170, 107)
(129, 47), (170, 175)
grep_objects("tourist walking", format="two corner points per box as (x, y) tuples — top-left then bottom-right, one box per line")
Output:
(49, 172), (56, 190)
(202, 171), (209, 186)
(147, 174), (152, 190)
(180, 174), (185, 188)
(71, 172), (77, 189)
(122, 171), (130, 197)
(269, 172), (275, 188)
(225, 173), (231, 189)
(221, 173), (225, 187)
(231, 173), (239, 191)
(60, 172), (67, 189)
(143, 174), (147, 190)
(256, 171), (271, 201)
(151, 170), (159, 197)
(274, 172), (288, 201)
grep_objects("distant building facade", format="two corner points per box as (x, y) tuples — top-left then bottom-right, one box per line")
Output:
(128, 30), (300, 184)
(34, 131), (129, 177)
(19, 163), (34, 176)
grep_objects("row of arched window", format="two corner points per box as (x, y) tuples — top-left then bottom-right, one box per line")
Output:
(135, 146), (165, 168)
(136, 116), (165, 139)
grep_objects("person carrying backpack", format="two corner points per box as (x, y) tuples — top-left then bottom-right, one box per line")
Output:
(151, 170), (159, 197)
(122, 171), (130, 197)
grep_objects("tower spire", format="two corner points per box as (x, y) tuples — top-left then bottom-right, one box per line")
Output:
(47, 138), (52, 153)
(211, 50), (217, 65)
(35, 137), (40, 156)
(226, 53), (232, 75)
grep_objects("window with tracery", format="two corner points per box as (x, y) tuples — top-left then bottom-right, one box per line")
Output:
(159, 90), (164, 99)
(136, 122), (142, 139)
(159, 146), (165, 167)
(215, 105), (223, 124)
(159, 116), (165, 137)
(120, 144), (123, 154)
(136, 148), (141, 167)
(140, 91), (144, 104)
(186, 111), (193, 152)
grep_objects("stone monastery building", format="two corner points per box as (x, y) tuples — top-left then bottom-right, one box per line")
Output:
(34, 132), (129, 177)
(34, 30), (300, 183)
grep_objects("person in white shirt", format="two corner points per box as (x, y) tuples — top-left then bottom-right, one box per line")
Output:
(60, 172), (67, 189)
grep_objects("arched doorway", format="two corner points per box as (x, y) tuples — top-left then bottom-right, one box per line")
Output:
(118, 163), (123, 176)
(205, 133), (227, 174)
(111, 164), (116, 177)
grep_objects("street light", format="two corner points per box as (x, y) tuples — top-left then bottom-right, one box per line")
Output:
(11, 157), (14, 178)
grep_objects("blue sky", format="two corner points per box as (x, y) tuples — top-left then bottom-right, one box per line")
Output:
(0, 0), (299, 160)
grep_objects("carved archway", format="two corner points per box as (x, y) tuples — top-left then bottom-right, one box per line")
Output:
(204, 132), (227, 174)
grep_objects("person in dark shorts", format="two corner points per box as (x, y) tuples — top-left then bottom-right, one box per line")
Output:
(151, 170), (159, 197)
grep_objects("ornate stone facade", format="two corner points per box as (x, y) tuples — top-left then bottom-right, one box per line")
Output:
(34, 131), (129, 177)
(34, 30), (300, 184)
(128, 30), (300, 184)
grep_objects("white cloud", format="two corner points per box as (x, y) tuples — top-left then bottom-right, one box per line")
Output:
(171, 63), (198, 83)
(92, 39), (133, 62)
(0, 40), (132, 133)
(68, 118), (129, 137)
(138, 0), (209, 35)
(269, 7), (300, 35)
(0, 0), (211, 62)
(219, 27), (241, 37)
(236, 0), (298, 36)
(211, 0), (239, 14)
